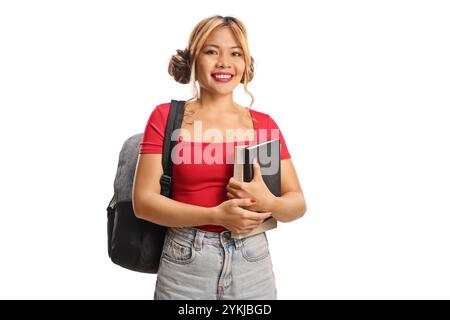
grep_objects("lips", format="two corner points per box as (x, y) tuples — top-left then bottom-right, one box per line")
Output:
(211, 72), (234, 83)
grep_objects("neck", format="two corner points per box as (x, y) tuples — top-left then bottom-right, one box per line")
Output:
(196, 90), (239, 114)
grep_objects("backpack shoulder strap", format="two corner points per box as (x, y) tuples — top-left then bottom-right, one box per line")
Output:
(160, 100), (185, 197)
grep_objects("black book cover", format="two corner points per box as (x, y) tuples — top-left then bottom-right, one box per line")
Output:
(243, 139), (281, 196)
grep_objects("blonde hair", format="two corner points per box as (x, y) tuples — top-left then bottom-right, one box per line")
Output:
(168, 15), (256, 111)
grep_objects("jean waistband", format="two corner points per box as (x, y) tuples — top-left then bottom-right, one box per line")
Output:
(167, 227), (243, 249)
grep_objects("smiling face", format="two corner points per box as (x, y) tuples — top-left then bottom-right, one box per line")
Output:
(195, 27), (246, 95)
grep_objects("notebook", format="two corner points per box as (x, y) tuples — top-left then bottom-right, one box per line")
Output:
(231, 139), (281, 239)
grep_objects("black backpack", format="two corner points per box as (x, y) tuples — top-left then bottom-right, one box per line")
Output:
(106, 99), (185, 273)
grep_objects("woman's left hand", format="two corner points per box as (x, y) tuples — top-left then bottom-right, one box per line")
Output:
(226, 159), (275, 212)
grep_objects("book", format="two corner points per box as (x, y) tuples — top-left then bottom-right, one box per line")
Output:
(231, 139), (281, 239)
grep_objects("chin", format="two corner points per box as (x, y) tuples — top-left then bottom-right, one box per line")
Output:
(213, 88), (236, 95)
(213, 82), (237, 90)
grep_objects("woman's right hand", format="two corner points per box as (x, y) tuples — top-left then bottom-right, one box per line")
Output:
(212, 198), (273, 234)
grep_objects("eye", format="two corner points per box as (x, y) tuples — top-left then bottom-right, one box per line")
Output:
(205, 50), (242, 57)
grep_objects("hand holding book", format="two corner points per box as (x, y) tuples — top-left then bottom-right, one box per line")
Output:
(227, 139), (281, 239)
(226, 158), (276, 213)
(212, 198), (273, 235)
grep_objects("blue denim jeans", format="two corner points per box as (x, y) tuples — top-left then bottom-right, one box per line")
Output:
(153, 226), (277, 300)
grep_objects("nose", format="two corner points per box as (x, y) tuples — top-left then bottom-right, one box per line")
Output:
(216, 52), (231, 68)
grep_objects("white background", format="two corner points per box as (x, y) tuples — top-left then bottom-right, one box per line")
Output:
(0, 0), (449, 299)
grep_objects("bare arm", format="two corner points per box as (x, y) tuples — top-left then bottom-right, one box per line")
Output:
(269, 159), (307, 222)
(132, 153), (216, 227)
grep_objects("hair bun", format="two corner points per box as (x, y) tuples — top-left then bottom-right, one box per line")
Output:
(168, 48), (191, 84)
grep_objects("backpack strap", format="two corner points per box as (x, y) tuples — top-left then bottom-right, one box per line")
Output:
(160, 100), (185, 197)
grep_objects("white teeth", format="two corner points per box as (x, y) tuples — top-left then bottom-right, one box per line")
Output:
(213, 74), (232, 79)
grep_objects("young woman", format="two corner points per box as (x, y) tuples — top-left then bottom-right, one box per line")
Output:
(132, 15), (306, 300)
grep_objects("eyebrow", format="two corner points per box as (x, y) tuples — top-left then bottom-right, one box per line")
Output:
(204, 44), (243, 50)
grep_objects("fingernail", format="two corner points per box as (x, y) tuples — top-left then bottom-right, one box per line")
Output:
(251, 198), (257, 203)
